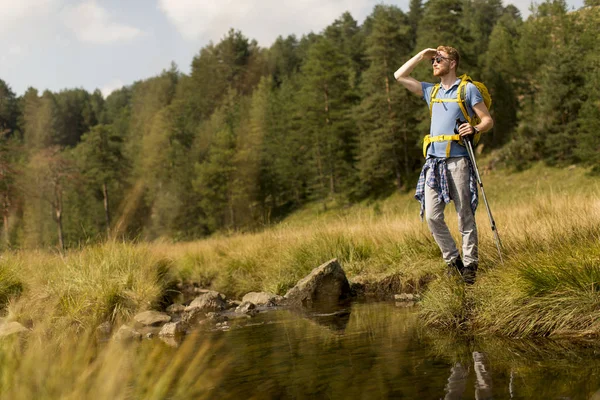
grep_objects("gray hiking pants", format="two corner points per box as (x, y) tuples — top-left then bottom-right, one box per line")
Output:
(425, 157), (478, 266)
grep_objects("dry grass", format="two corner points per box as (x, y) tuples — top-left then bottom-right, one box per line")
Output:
(0, 330), (225, 399)
(0, 163), (598, 397)
(0, 162), (597, 397)
(418, 164), (600, 337)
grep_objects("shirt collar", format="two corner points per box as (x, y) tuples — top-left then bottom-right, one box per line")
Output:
(440, 79), (461, 91)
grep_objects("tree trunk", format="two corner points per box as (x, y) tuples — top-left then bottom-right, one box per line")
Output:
(2, 193), (9, 247)
(385, 56), (404, 190)
(56, 206), (64, 252)
(54, 187), (64, 252)
(102, 181), (111, 239)
(324, 86), (336, 198)
(384, 57), (393, 115)
(403, 122), (410, 183)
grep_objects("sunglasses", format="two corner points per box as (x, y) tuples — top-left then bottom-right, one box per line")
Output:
(431, 56), (450, 64)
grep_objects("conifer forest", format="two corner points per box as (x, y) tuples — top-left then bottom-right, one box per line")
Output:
(0, 0), (598, 250)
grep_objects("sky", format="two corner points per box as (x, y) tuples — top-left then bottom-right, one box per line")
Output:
(0, 0), (585, 98)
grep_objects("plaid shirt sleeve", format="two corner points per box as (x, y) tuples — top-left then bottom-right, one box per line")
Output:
(415, 157), (478, 220)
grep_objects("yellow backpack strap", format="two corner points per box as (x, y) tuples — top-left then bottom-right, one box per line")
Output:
(429, 135), (461, 142)
(456, 74), (472, 125)
(423, 135), (430, 158)
(457, 74), (486, 145)
(429, 84), (441, 117)
(422, 134), (461, 158)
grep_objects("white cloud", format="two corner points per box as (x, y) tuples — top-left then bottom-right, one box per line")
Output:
(158, 0), (374, 45)
(100, 79), (124, 98)
(0, 0), (59, 21)
(63, 0), (143, 44)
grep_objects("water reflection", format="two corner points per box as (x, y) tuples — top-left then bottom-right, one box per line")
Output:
(292, 308), (352, 333)
(444, 352), (493, 400)
(151, 303), (600, 399)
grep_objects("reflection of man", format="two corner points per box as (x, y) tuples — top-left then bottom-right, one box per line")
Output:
(394, 46), (493, 284)
(444, 352), (494, 400)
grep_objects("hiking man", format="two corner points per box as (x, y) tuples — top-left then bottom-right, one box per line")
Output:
(394, 46), (493, 284)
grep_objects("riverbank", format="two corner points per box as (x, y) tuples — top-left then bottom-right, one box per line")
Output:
(0, 162), (599, 397)
(1, 163), (600, 341)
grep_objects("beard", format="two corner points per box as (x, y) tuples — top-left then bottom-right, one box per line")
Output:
(433, 63), (450, 77)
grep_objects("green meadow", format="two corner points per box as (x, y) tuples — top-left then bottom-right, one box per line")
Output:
(3, 162), (600, 339)
(1, 162), (600, 397)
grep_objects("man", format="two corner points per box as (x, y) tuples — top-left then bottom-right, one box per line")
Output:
(394, 46), (493, 284)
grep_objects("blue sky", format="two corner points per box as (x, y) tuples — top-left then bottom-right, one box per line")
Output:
(0, 0), (584, 97)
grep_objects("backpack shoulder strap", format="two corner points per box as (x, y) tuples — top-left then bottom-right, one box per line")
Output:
(457, 74), (472, 124)
(429, 83), (441, 117)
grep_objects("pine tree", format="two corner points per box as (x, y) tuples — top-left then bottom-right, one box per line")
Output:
(415, 0), (474, 72)
(230, 77), (272, 228)
(24, 147), (78, 251)
(464, 0), (505, 73)
(0, 80), (21, 247)
(408, 0), (424, 50)
(73, 124), (127, 238)
(355, 4), (421, 195)
(267, 35), (301, 86)
(299, 36), (359, 205)
(531, 4), (583, 164)
(265, 77), (312, 213)
(481, 12), (522, 148)
(324, 12), (367, 89)
(572, 7), (600, 168)
(193, 91), (240, 232)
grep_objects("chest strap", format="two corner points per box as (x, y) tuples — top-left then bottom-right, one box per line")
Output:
(423, 134), (462, 158)
(429, 78), (473, 125)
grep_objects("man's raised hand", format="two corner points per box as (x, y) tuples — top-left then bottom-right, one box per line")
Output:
(420, 48), (438, 60)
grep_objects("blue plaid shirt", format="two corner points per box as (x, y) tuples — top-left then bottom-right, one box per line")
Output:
(415, 157), (478, 220)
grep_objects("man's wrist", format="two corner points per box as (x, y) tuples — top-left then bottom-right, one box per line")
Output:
(472, 126), (480, 134)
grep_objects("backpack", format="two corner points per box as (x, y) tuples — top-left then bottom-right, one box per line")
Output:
(422, 74), (492, 158)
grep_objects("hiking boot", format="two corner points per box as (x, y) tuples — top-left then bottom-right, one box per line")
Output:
(462, 264), (478, 285)
(446, 257), (465, 277)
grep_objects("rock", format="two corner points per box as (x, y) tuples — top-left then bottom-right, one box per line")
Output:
(96, 321), (112, 340)
(284, 259), (351, 310)
(160, 336), (182, 348)
(394, 293), (421, 302)
(206, 312), (228, 323)
(235, 301), (257, 314)
(242, 292), (283, 307)
(166, 304), (186, 314)
(227, 300), (242, 309)
(351, 274), (434, 301)
(0, 321), (29, 338)
(159, 321), (188, 337)
(134, 310), (171, 326)
(185, 291), (227, 313)
(137, 326), (161, 337)
(113, 325), (142, 342)
(181, 307), (204, 325)
(214, 322), (230, 331)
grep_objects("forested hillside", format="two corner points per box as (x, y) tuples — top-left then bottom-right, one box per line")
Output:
(0, 0), (597, 249)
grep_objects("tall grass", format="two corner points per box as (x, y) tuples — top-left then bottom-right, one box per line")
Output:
(419, 163), (600, 337)
(0, 242), (225, 398)
(0, 161), (597, 398)
(0, 331), (225, 399)
(3, 243), (176, 341)
(144, 162), (600, 338)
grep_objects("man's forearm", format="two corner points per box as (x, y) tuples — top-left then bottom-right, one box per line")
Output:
(394, 50), (427, 81)
(476, 116), (494, 133)
(394, 48), (436, 81)
(394, 48), (435, 95)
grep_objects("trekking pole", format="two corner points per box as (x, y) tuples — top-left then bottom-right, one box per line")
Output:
(460, 123), (504, 264)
